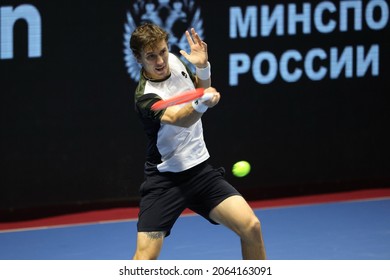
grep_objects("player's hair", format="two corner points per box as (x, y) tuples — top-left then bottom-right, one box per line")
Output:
(130, 23), (169, 59)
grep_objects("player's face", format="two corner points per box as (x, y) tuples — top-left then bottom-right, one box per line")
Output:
(139, 40), (170, 80)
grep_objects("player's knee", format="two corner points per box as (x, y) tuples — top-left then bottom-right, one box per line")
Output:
(249, 217), (261, 235)
(241, 216), (262, 241)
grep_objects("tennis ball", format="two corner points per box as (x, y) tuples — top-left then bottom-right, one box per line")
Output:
(232, 161), (251, 177)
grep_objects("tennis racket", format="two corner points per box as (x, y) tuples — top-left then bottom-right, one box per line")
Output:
(151, 88), (213, 111)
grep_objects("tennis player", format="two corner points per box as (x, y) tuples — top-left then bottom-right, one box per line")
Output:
(130, 23), (266, 260)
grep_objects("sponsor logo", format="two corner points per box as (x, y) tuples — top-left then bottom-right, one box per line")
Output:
(0, 4), (42, 60)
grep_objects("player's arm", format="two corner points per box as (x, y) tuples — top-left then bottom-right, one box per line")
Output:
(161, 87), (220, 128)
(195, 63), (211, 89)
(161, 103), (203, 127)
(180, 28), (211, 89)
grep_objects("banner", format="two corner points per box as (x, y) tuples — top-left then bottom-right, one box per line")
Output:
(1, 0), (389, 213)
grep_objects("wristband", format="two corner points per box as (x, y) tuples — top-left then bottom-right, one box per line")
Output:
(196, 62), (211, 80)
(192, 99), (208, 113)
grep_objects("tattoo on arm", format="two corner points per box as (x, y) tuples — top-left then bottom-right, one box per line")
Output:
(145, 231), (166, 240)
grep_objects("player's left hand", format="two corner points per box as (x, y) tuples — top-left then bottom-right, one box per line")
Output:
(202, 87), (220, 108)
(180, 28), (208, 68)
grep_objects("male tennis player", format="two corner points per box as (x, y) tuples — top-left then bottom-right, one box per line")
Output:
(130, 23), (266, 260)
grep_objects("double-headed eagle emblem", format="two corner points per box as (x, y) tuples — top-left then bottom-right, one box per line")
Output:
(123, 0), (204, 82)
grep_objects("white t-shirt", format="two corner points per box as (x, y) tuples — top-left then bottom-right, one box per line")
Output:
(134, 53), (209, 172)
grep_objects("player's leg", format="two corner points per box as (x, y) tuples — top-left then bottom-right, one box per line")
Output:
(133, 231), (166, 260)
(134, 163), (186, 260)
(209, 195), (266, 260)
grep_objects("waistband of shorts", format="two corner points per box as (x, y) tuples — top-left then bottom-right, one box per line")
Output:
(175, 160), (209, 176)
(145, 159), (210, 177)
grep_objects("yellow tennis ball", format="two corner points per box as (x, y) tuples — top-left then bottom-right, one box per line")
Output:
(232, 161), (251, 177)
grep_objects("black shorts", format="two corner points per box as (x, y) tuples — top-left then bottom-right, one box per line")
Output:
(137, 160), (241, 237)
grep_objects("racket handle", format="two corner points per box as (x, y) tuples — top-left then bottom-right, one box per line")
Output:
(199, 93), (214, 102)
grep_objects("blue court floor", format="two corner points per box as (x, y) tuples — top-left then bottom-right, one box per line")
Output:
(1, 196), (389, 260)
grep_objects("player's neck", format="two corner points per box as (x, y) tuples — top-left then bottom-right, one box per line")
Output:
(142, 69), (171, 82)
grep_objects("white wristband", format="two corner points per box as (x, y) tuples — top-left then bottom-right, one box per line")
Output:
(192, 99), (208, 113)
(196, 62), (211, 80)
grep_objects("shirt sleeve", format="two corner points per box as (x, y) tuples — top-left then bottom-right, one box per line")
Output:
(135, 93), (165, 121)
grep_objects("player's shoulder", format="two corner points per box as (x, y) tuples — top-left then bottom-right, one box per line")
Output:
(134, 76), (147, 100)
(168, 52), (180, 61)
(168, 52), (185, 68)
(168, 52), (194, 77)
